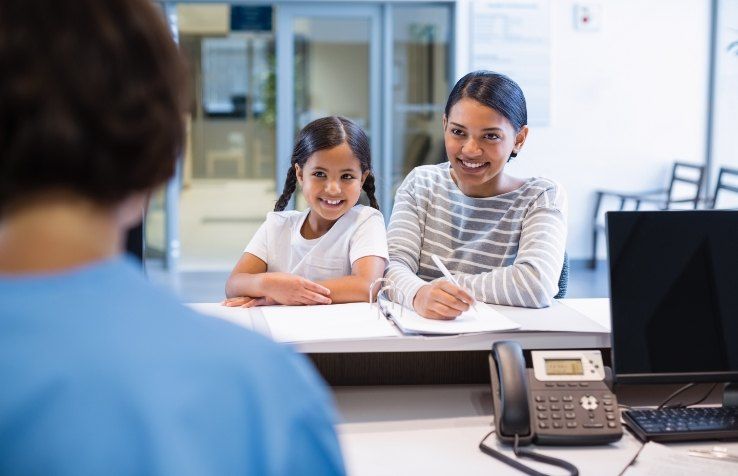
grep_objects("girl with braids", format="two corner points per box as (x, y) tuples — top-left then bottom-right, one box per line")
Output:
(224, 116), (388, 307)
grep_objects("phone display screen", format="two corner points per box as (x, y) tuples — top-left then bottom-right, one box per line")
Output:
(545, 359), (584, 376)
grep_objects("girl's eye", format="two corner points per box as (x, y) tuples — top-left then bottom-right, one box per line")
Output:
(341, 174), (356, 180)
(450, 128), (465, 136)
(313, 171), (326, 178)
(484, 133), (500, 141)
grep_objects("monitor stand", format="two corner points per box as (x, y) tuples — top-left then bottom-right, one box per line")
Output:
(724, 382), (738, 408)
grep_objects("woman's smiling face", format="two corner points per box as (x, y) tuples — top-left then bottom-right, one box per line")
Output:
(443, 97), (528, 197)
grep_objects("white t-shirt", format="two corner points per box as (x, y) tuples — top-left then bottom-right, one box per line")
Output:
(244, 205), (389, 282)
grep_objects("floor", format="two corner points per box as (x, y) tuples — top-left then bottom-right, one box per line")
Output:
(147, 259), (610, 303)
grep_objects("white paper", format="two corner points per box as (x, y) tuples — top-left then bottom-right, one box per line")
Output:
(385, 302), (520, 335)
(187, 303), (255, 330)
(624, 441), (738, 475)
(260, 302), (400, 343)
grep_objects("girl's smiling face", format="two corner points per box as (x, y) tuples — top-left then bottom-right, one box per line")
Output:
(296, 141), (368, 230)
(443, 97), (528, 197)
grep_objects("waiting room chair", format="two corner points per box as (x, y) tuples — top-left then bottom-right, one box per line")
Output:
(706, 166), (738, 210)
(589, 162), (705, 268)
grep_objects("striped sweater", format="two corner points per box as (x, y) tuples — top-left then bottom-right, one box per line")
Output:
(385, 162), (567, 309)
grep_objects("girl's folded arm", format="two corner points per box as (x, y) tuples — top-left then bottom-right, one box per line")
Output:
(225, 252), (269, 299)
(316, 255), (387, 303)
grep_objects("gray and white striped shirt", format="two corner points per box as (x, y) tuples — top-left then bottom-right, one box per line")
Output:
(386, 162), (567, 309)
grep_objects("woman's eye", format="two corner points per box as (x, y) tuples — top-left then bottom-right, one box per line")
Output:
(484, 133), (500, 141)
(450, 128), (464, 136)
(342, 174), (356, 180)
(313, 171), (326, 178)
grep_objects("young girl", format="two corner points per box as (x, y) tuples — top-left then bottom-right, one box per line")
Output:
(224, 116), (388, 307)
(386, 71), (567, 319)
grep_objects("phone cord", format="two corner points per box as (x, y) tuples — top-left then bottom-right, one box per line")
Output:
(479, 432), (579, 476)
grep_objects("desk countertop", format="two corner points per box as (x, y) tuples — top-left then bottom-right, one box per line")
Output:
(294, 298), (611, 353)
(191, 298), (613, 353)
(334, 384), (738, 476)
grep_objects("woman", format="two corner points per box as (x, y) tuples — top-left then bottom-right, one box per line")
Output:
(386, 71), (567, 319)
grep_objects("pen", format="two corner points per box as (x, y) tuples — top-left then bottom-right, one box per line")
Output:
(430, 254), (479, 313)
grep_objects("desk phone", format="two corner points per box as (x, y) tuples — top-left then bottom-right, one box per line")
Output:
(489, 341), (623, 446)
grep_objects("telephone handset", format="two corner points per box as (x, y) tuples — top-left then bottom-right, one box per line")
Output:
(489, 341), (623, 446)
(491, 338), (535, 443)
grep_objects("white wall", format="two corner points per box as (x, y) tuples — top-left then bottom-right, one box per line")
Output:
(456, 0), (711, 260)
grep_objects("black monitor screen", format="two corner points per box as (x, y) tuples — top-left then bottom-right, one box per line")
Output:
(607, 210), (738, 383)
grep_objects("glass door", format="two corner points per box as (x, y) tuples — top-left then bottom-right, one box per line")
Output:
(276, 5), (381, 210)
(149, 3), (278, 272)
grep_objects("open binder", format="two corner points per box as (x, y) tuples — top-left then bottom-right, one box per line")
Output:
(371, 278), (521, 335)
(248, 278), (521, 343)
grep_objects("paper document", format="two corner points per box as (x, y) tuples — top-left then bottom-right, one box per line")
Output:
(624, 441), (738, 475)
(187, 303), (254, 330)
(383, 302), (520, 335)
(260, 302), (399, 343)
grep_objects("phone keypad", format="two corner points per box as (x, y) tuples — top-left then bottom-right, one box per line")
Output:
(531, 390), (621, 436)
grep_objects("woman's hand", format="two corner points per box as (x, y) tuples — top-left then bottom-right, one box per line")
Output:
(413, 282), (474, 320)
(262, 273), (332, 305)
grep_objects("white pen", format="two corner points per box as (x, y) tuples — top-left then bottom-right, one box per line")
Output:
(430, 254), (478, 313)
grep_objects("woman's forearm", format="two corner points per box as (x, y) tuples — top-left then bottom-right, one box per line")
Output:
(385, 261), (429, 308)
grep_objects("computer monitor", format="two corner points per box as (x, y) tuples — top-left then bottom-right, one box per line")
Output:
(607, 210), (738, 384)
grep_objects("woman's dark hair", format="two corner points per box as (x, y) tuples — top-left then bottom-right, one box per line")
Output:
(0, 0), (188, 213)
(444, 71), (527, 157)
(274, 116), (379, 211)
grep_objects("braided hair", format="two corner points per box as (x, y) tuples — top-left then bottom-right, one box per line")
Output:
(274, 116), (380, 211)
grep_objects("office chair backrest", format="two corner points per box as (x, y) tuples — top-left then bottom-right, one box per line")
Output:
(403, 132), (432, 175)
(554, 252), (569, 299)
(665, 162), (705, 209)
(710, 167), (738, 209)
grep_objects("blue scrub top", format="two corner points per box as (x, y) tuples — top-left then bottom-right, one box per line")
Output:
(0, 257), (345, 475)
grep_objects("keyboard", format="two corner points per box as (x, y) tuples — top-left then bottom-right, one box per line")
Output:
(623, 406), (738, 442)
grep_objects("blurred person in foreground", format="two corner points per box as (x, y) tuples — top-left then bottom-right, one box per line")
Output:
(0, 1), (344, 474)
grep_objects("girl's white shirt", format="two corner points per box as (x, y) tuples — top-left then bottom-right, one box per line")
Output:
(244, 204), (389, 283)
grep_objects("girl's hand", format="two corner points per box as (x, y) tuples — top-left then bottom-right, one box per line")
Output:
(263, 273), (332, 305)
(413, 282), (473, 320)
(222, 296), (254, 307)
(241, 296), (278, 308)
